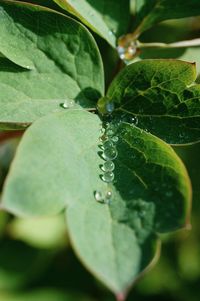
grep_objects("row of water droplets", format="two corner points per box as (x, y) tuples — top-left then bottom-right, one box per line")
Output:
(94, 102), (118, 205)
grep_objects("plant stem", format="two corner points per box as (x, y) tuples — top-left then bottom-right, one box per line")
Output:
(137, 38), (200, 49)
(0, 131), (24, 143)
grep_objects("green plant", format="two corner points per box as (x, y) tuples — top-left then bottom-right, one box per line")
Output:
(0, 1), (200, 300)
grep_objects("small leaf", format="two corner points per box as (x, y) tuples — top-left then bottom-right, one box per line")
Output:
(1, 110), (191, 295)
(104, 59), (200, 145)
(0, 0), (104, 127)
(53, 0), (130, 47)
(133, 0), (200, 37)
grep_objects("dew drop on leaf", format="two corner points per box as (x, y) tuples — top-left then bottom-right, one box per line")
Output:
(106, 129), (114, 137)
(112, 136), (119, 143)
(131, 116), (138, 125)
(60, 102), (69, 109)
(108, 30), (114, 36)
(103, 140), (113, 149)
(106, 191), (112, 199)
(103, 146), (118, 160)
(102, 160), (115, 172)
(102, 171), (114, 183)
(106, 102), (115, 114)
(94, 191), (103, 202)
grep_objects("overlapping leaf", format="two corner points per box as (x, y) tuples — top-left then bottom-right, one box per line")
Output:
(0, 0), (104, 127)
(133, 0), (200, 37)
(1, 109), (191, 295)
(53, 0), (130, 47)
(103, 59), (200, 145)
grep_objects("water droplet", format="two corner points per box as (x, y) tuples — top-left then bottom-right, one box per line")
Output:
(117, 35), (138, 62)
(101, 127), (105, 135)
(117, 46), (126, 60)
(103, 140), (113, 149)
(94, 191), (103, 202)
(106, 102), (115, 114)
(112, 136), (119, 143)
(106, 191), (112, 199)
(68, 100), (74, 107)
(102, 160), (115, 172)
(108, 30), (114, 36)
(104, 190), (112, 204)
(106, 129), (114, 137)
(60, 102), (69, 109)
(131, 116), (138, 125)
(103, 146), (118, 160)
(102, 171), (114, 183)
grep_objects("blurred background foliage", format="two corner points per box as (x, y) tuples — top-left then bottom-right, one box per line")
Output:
(0, 3), (200, 300)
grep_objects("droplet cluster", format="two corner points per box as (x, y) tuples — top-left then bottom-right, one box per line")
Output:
(95, 102), (118, 205)
(117, 34), (139, 62)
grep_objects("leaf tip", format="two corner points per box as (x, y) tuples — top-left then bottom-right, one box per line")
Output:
(116, 292), (127, 301)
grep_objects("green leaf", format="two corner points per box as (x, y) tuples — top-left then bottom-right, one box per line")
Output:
(67, 121), (191, 296)
(67, 204), (160, 297)
(0, 0), (104, 127)
(53, 0), (130, 47)
(1, 110), (102, 216)
(1, 110), (191, 295)
(133, 0), (200, 37)
(104, 59), (200, 145)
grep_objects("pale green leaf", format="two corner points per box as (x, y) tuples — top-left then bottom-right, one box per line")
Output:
(0, 0), (104, 127)
(53, 0), (130, 47)
(1, 109), (191, 294)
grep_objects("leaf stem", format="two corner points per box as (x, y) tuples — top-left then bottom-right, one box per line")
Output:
(137, 38), (200, 49)
(0, 131), (23, 143)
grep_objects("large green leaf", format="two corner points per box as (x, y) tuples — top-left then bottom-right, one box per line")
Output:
(133, 0), (200, 37)
(53, 0), (130, 47)
(0, 0), (104, 127)
(1, 109), (191, 295)
(103, 59), (200, 145)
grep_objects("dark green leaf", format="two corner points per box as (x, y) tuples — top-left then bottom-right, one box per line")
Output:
(53, 0), (130, 47)
(133, 0), (200, 37)
(0, 0), (104, 127)
(104, 59), (200, 144)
